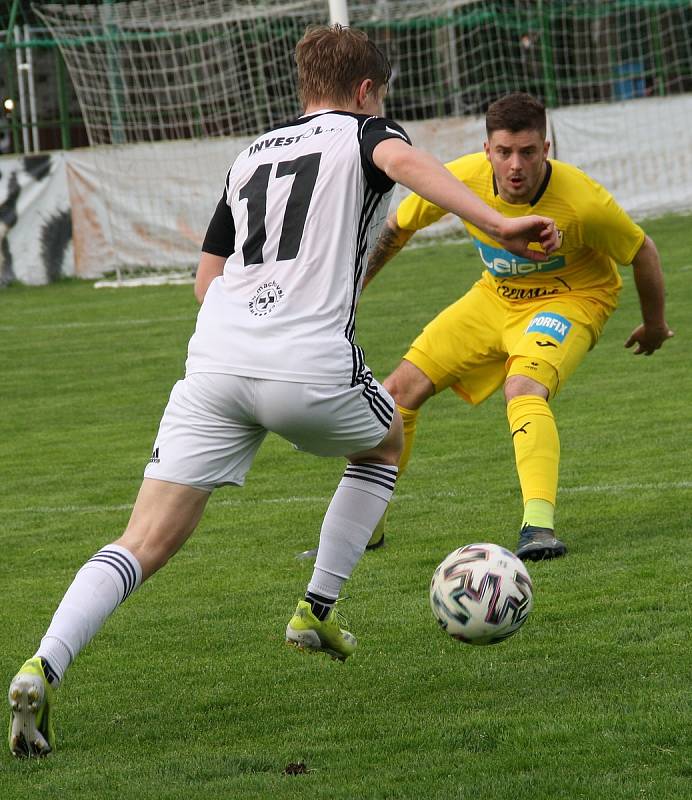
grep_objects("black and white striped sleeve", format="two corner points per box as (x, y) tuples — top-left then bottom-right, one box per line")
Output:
(201, 185), (236, 257)
(359, 116), (412, 193)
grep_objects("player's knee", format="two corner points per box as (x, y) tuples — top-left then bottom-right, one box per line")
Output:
(504, 372), (550, 403)
(383, 360), (434, 409)
(505, 356), (556, 402)
(351, 409), (403, 466)
(380, 410), (404, 465)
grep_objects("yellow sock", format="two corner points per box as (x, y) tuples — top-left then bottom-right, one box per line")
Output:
(397, 404), (420, 477)
(507, 395), (560, 511)
(522, 498), (555, 529)
(367, 404), (419, 546)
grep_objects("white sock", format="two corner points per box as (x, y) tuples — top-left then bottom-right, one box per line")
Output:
(308, 463), (398, 600)
(35, 544), (142, 686)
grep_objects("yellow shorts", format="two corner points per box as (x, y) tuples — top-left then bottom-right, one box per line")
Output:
(405, 279), (612, 404)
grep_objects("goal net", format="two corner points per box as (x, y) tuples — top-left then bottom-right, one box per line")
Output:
(35, 0), (692, 280)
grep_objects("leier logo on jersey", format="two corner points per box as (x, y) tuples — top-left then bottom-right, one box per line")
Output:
(472, 237), (565, 277)
(249, 280), (284, 317)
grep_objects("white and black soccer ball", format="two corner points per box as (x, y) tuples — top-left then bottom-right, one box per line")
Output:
(430, 542), (533, 645)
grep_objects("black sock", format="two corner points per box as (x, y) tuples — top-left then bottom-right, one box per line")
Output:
(305, 591), (334, 621)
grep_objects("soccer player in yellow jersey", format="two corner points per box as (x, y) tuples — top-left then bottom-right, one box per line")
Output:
(364, 92), (673, 561)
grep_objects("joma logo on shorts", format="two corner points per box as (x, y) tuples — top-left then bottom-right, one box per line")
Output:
(474, 239), (565, 276)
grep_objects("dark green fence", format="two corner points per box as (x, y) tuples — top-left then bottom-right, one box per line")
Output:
(1, 0), (92, 154)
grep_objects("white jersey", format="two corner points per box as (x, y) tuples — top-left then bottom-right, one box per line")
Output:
(186, 110), (411, 385)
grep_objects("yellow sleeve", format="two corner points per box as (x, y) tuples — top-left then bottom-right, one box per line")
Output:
(581, 180), (645, 265)
(396, 189), (448, 232)
(395, 155), (473, 232)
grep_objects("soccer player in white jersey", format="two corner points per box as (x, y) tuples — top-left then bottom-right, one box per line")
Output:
(8, 25), (559, 757)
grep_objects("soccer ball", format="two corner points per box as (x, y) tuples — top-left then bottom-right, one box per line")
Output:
(429, 542), (533, 645)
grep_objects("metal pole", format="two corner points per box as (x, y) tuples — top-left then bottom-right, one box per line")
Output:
(4, 0), (22, 153)
(5, 0), (21, 47)
(650, 7), (667, 98)
(328, 0), (349, 26)
(537, 0), (557, 107)
(103, 0), (126, 144)
(14, 26), (30, 153)
(446, 0), (462, 117)
(56, 48), (72, 149)
(24, 25), (40, 152)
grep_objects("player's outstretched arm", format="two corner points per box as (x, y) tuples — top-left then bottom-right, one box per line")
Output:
(364, 213), (414, 288)
(195, 252), (226, 303)
(625, 235), (674, 355)
(372, 138), (558, 261)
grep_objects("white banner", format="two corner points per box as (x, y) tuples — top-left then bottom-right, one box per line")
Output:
(65, 137), (255, 277)
(550, 95), (692, 219)
(0, 152), (74, 285)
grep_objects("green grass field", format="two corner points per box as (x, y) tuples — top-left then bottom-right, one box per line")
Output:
(1, 214), (690, 799)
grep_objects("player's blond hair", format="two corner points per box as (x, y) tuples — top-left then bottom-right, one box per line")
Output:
(486, 92), (547, 139)
(295, 24), (391, 109)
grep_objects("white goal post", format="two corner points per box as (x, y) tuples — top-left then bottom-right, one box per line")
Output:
(329, 0), (350, 26)
(33, 0), (692, 283)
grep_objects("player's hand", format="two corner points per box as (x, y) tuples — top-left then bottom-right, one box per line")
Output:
(496, 216), (559, 262)
(624, 322), (674, 355)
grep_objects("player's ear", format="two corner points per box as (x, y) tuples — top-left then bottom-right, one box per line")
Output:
(483, 140), (491, 160)
(356, 78), (374, 108)
(543, 140), (551, 158)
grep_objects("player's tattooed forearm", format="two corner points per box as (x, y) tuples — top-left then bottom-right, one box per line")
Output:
(366, 225), (406, 281)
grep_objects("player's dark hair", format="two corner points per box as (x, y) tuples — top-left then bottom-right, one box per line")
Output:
(296, 24), (391, 109)
(486, 92), (546, 139)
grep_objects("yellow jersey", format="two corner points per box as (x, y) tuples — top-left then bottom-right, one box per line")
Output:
(396, 152), (645, 307)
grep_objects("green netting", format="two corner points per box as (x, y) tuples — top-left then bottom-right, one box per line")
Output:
(25, 0), (691, 144)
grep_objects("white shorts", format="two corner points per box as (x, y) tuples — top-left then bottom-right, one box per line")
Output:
(143, 372), (395, 491)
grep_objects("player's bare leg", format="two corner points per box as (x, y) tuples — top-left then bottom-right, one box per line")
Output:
(115, 478), (210, 579)
(8, 479), (209, 757)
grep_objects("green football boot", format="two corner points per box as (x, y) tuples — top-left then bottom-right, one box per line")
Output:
(286, 600), (357, 661)
(8, 657), (56, 758)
